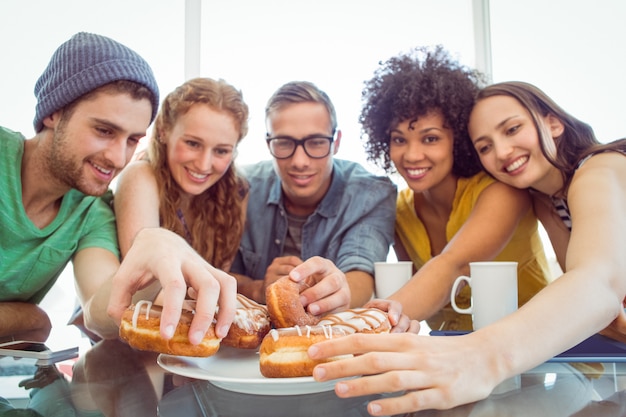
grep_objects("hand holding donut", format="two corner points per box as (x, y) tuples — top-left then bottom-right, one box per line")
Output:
(286, 256), (351, 317)
(107, 228), (237, 344)
(364, 298), (421, 334)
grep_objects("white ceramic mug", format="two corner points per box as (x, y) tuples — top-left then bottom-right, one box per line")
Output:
(450, 261), (518, 330)
(374, 261), (413, 298)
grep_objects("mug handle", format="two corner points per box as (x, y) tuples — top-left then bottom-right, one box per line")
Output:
(451, 275), (472, 314)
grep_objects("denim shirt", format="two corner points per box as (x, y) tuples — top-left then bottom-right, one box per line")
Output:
(231, 159), (397, 280)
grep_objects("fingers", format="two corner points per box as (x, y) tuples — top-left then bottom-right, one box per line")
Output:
(288, 256), (330, 283)
(107, 264), (151, 325)
(309, 333), (452, 415)
(303, 283), (348, 316)
(266, 256), (301, 279)
(279, 255), (304, 269)
(183, 263), (236, 343)
(310, 333), (423, 385)
(391, 314), (409, 333)
(157, 263), (188, 340)
(265, 257), (304, 291)
(363, 298), (416, 333)
(390, 317), (421, 334)
(310, 333), (412, 363)
(289, 256), (350, 315)
(364, 388), (447, 416)
(107, 229), (238, 344)
(212, 269), (237, 338)
(366, 298), (402, 325)
(407, 320), (422, 334)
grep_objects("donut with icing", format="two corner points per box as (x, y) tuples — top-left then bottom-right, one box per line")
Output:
(119, 300), (220, 357)
(259, 325), (351, 378)
(221, 294), (271, 349)
(265, 276), (319, 328)
(317, 308), (391, 334)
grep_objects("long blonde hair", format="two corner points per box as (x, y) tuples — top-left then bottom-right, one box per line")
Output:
(147, 78), (249, 270)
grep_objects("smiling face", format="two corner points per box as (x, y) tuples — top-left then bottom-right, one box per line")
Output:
(468, 95), (562, 193)
(46, 91), (152, 196)
(389, 111), (456, 194)
(267, 102), (339, 215)
(164, 104), (239, 197)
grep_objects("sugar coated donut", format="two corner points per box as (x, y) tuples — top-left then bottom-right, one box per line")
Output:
(259, 325), (351, 378)
(317, 308), (391, 334)
(119, 300), (220, 357)
(221, 294), (271, 349)
(266, 276), (319, 328)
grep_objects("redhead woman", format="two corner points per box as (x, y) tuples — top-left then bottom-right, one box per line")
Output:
(114, 77), (249, 310)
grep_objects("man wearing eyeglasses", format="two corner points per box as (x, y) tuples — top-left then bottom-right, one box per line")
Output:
(231, 81), (396, 314)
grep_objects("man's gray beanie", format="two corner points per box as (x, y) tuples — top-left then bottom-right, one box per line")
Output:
(33, 32), (160, 132)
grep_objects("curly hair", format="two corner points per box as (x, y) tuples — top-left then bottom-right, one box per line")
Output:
(146, 77), (249, 270)
(360, 46), (485, 177)
(474, 81), (626, 194)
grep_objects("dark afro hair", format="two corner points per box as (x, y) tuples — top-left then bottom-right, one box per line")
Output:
(360, 45), (485, 177)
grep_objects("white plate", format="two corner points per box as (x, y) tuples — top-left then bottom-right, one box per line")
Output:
(157, 347), (345, 395)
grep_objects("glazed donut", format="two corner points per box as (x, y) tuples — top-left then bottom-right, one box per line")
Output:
(259, 325), (351, 378)
(318, 308), (391, 334)
(266, 276), (319, 328)
(221, 294), (271, 349)
(119, 300), (220, 357)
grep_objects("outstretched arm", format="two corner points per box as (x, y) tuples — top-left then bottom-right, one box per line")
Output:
(74, 160), (165, 339)
(345, 270), (375, 308)
(107, 228), (237, 343)
(77, 161), (238, 341)
(114, 160), (161, 258)
(390, 182), (531, 321)
(309, 154), (626, 414)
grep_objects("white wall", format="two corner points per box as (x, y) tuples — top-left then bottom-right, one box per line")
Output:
(489, 0), (626, 144)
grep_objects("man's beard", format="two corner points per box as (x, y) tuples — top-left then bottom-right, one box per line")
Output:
(46, 124), (111, 196)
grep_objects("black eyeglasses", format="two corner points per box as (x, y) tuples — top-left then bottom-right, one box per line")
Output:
(266, 134), (334, 159)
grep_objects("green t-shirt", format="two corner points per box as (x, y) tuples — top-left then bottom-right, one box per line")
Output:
(0, 127), (119, 303)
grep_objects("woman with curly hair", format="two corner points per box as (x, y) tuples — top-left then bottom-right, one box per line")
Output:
(359, 46), (551, 331)
(308, 77), (626, 417)
(114, 77), (249, 280)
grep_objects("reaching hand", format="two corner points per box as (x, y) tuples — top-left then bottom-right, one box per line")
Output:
(107, 228), (237, 343)
(287, 256), (351, 316)
(364, 298), (421, 334)
(309, 332), (501, 415)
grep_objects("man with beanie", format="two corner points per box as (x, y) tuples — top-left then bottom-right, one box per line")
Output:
(0, 33), (236, 347)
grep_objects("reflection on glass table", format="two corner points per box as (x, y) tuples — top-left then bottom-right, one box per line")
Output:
(3, 338), (626, 417)
(158, 361), (626, 417)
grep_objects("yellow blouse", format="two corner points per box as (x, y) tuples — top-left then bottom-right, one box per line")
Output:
(396, 171), (550, 331)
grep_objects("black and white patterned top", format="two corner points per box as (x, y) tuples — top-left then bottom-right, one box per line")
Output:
(550, 196), (572, 231)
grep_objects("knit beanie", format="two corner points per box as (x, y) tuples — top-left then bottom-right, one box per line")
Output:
(33, 32), (160, 132)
